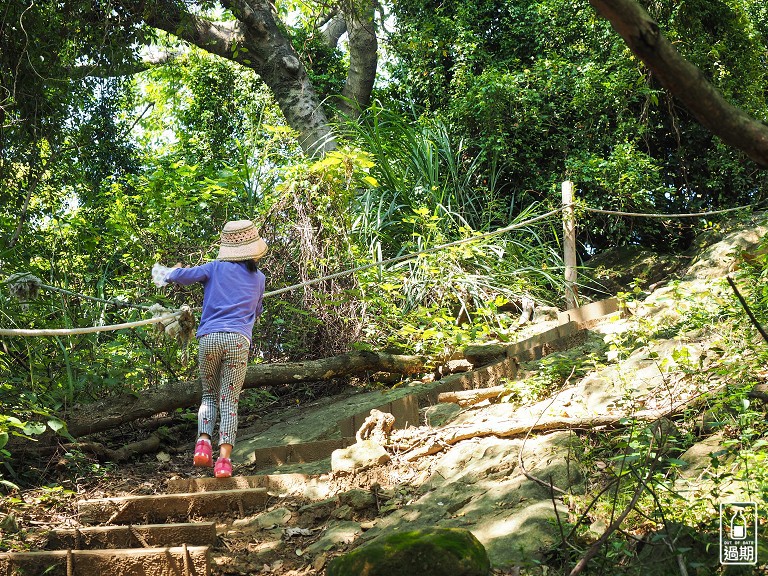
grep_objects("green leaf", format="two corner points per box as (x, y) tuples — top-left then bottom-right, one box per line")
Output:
(0, 479), (19, 491)
(22, 422), (47, 436)
(5, 416), (23, 427)
(47, 419), (66, 432)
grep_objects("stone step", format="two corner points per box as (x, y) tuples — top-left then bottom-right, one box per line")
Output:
(168, 472), (332, 500)
(47, 521), (217, 549)
(557, 296), (619, 326)
(78, 488), (269, 524)
(243, 437), (355, 468)
(0, 545), (209, 576)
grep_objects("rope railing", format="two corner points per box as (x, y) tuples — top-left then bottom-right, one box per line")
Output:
(0, 206), (569, 337)
(561, 185), (756, 307)
(583, 204), (752, 218)
(0, 273), (155, 311)
(0, 195), (758, 337)
(0, 312), (183, 337)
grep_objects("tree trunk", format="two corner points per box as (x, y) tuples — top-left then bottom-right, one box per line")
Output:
(143, 0), (379, 156)
(589, 0), (768, 168)
(337, 7), (378, 120)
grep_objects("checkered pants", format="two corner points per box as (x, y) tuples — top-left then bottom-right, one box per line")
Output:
(197, 332), (249, 447)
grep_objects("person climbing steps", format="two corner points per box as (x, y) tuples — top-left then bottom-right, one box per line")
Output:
(195, 436), (232, 478)
(154, 219), (268, 479)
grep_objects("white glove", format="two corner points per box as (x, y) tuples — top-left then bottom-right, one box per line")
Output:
(152, 263), (175, 288)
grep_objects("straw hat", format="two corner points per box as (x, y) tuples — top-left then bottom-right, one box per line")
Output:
(217, 220), (268, 261)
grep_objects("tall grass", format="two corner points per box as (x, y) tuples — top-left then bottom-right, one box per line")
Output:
(341, 105), (568, 317)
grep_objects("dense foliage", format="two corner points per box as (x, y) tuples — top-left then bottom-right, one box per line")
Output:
(383, 0), (768, 251)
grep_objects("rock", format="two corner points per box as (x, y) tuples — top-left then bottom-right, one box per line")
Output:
(326, 526), (490, 576)
(678, 431), (729, 479)
(305, 521), (362, 554)
(356, 409), (395, 444)
(298, 497), (337, 523)
(313, 553), (327, 571)
(333, 505), (354, 520)
(362, 433), (579, 568)
(251, 507), (292, 529)
(748, 382), (768, 403)
(338, 488), (376, 511)
(583, 245), (681, 295)
(532, 306), (559, 322)
(442, 358), (473, 374)
(683, 223), (768, 280)
(425, 403), (462, 427)
(331, 440), (390, 474)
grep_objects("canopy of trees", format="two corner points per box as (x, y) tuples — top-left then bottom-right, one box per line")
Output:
(2, 0), (768, 486)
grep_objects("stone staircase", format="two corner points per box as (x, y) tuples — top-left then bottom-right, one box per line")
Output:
(0, 473), (334, 575)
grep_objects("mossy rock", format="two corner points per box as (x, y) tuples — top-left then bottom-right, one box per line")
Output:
(326, 526), (490, 576)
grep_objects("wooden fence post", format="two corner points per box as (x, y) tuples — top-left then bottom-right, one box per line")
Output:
(562, 180), (578, 309)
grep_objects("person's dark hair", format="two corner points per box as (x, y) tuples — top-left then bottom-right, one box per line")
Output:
(245, 259), (259, 273)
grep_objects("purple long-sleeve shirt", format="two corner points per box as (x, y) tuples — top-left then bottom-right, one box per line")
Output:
(167, 261), (266, 342)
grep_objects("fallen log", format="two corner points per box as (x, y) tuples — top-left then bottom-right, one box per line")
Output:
(60, 417), (198, 462)
(58, 350), (425, 439)
(66, 435), (163, 463)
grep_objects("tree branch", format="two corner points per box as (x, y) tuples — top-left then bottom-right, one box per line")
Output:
(338, 4), (378, 119)
(568, 464), (653, 576)
(589, 0), (768, 168)
(143, 0), (335, 155)
(320, 12), (346, 48)
(143, 1), (241, 60)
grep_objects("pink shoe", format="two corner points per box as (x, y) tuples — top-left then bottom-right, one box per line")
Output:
(214, 457), (232, 478)
(193, 439), (213, 468)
